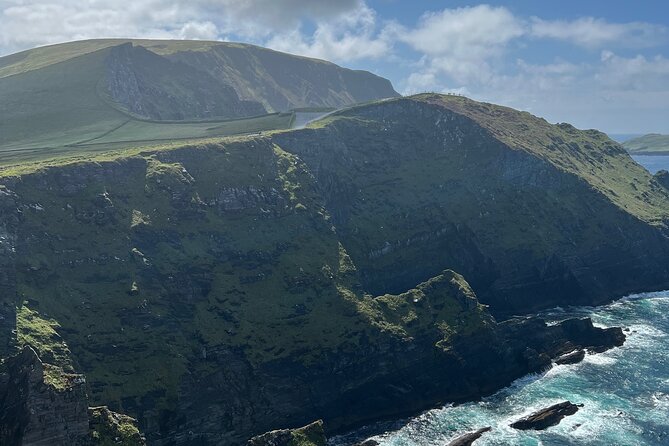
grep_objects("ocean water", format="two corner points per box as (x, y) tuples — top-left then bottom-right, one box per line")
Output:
(332, 292), (669, 446)
(632, 155), (669, 174)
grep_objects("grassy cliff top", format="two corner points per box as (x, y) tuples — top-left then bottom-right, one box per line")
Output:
(310, 93), (669, 226)
(0, 39), (334, 80)
(623, 133), (669, 154)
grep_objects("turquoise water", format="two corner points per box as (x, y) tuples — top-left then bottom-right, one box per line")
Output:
(334, 292), (669, 445)
(632, 155), (669, 174)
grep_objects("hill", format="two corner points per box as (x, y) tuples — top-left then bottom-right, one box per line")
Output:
(0, 39), (398, 161)
(623, 133), (669, 154)
(0, 94), (666, 444)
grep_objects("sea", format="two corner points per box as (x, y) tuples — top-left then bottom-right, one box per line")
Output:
(632, 155), (669, 175)
(331, 292), (669, 445)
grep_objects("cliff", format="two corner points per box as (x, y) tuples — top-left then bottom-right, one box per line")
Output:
(0, 94), (661, 444)
(0, 346), (144, 446)
(274, 94), (669, 314)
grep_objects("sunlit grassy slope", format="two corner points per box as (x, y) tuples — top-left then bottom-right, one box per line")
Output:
(0, 38), (398, 167)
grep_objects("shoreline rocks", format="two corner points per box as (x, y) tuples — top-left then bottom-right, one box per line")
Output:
(247, 420), (326, 446)
(446, 426), (492, 446)
(555, 349), (586, 365)
(510, 401), (582, 430)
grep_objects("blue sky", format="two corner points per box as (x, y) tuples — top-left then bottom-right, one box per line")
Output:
(1, 0), (668, 133)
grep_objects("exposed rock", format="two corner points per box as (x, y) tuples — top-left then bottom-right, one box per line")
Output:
(89, 406), (146, 445)
(555, 349), (586, 365)
(0, 346), (144, 446)
(446, 427), (492, 446)
(655, 170), (669, 190)
(510, 401), (582, 430)
(353, 440), (379, 446)
(247, 420), (325, 446)
(105, 43), (266, 120)
(0, 346), (89, 446)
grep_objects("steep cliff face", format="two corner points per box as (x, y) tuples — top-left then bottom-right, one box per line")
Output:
(0, 94), (661, 444)
(274, 95), (669, 314)
(104, 43), (266, 120)
(0, 346), (89, 446)
(165, 43), (400, 112)
(0, 346), (144, 446)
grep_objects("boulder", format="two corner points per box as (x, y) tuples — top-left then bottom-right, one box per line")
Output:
(555, 349), (586, 365)
(446, 426), (492, 445)
(248, 420), (326, 446)
(511, 401), (582, 430)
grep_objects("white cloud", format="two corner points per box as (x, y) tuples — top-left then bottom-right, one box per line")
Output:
(531, 17), (667, 49)
(400, 5), (523, 58)
(597, 51), (669, 91)
(395, 5), (523, 88)
(0, 0), (364, 55)
(265, 4), (392, 63)
(178, 21), (219, 40)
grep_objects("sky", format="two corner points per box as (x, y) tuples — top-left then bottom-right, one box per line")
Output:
(1, 0), (668, 133)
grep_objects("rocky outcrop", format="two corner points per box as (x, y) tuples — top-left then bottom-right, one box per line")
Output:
(446, 427), (492, 446)
(655, 170), (669, 190)
(89, 406), (146, 446)
(555, 349), (586, 365)
(0, 346), (144, 446)
(0, 346), (89, 446)
(0, 184), (17, 357)
(510, 401), (582, 430)
(247, 420), (325, 446)
(273, 95), (669, 315)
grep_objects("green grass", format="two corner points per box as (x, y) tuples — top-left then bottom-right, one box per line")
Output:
(623, 133), (669, 154)
(89, 406), (144, 446)
(288, 421), (326, 446)
(16, 303), (75, 371)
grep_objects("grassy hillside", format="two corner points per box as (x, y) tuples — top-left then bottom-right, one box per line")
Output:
(0, 39), (398, 165)
(623, 133), (669, 154)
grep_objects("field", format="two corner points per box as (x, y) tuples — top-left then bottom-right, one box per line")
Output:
(0, 111), (295, 173)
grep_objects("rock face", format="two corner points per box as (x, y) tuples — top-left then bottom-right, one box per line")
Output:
(0, 94), (654, 444)
(655, 170), (669, 190)
(274, 96), (669, 315)
(105, 43), (266, 120)
(555, 349), (586, 365)
(446, 427), (492, 446)
(0, 346), (89, 446)
(0, 346), (144, 446)
(247, 420), (326, 446)
(510, 401), (582, 430)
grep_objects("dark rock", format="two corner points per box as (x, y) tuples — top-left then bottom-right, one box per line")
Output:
(510, 401), (582, 430)
(446, 426), (492, 445)
(0, 346), (89, 446)
(555, 349), (586, 365)
(353, 440), (380, 446)
(0, 346), (145, 446)
(247, 420), (326, 446)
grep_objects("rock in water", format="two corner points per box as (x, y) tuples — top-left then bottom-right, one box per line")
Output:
(555, 349), (586, 365)
(446, 427), (492, 445)
(247, 420), (326, 446)
(511, 401), (582, 430)
(353, 441), (380, 446)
